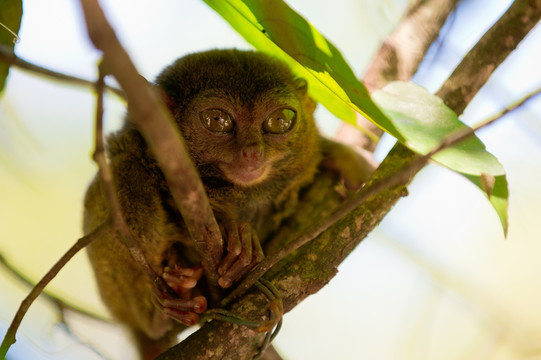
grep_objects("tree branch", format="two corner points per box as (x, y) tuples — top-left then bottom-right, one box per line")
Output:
(0, 58), (167, 359)
(158, 0), (541, 358)
(436, 0), (541, 115)
(221, 81), (541, 308)
(336, 0), (460, 151)
(0, 252), (110, 322)
(78, 0), (223, 287)
(0, 223), (109, 358)
(0, 44), (124, 98)
(92, 62), (176, 298)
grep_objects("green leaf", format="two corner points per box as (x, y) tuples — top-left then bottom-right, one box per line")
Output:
(373, 82), (508, 235)
(203, 0), (508, 235)
(0, 0), (22, 93)
(203, 0), (402, 143)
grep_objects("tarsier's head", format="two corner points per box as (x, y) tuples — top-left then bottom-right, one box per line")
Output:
(155, 49), (320, 188)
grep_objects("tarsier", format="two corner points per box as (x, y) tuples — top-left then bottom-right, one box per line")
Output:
(83, 49), (375, 359)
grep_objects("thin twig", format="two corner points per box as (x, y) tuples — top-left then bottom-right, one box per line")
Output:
(92, 62), (175, 298)
(0, 251), (113, 359)
(429, 86), (541, 156)
(0, 253), (109, 322)
(0, 63), (136, 358)
(0, 44), (124, 98)
(222, 86), (541, 306)
(0, 223), (109, 358)
(78, 0), (223, 287)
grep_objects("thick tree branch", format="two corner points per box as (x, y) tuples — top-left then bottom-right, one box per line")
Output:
(78, 0), (223, 286)
(364, 0), (461, 91)
(436, 0), (541, 114)
(213, 81), (541, 319)
(336, 0), (460, 152)
(159, 0), (540, 358)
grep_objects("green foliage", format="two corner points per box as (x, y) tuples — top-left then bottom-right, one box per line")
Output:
(202, 0), (401, 142)
(204, 0), (509, 235)
(0, 0), (22, 93)
(373, 82), (508, 234)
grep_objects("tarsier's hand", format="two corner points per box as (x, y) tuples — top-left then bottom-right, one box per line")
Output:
(218, 222), (264, 288)
(153, 265), (207, 326)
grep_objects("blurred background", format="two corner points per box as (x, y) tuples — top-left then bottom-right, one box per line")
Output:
(1, 0), (540, 359)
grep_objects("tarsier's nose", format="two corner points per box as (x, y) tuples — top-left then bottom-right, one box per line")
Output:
(241, 144), (264, 164)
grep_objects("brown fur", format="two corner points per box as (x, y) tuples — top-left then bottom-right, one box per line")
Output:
(84, 49), (375, 359)
(84, 50), (324, 358)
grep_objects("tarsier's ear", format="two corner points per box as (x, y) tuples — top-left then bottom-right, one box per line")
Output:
(295, 78), (317, 114)
(295, 78), (309, 94)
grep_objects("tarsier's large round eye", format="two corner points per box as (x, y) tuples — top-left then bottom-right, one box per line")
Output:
(200, 109), (234, 133)
(263, 108), (296, 134)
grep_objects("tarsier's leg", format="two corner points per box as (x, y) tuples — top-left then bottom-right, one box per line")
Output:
(319, 137), (377, 191)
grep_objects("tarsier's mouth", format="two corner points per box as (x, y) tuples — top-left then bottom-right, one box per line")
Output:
(219, 163), (270, 186)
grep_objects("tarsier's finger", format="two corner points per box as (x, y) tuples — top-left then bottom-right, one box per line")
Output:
(218, 224), (242, 277)
(163, 308), (199, 326)
(219, 223), (253, 288)
(230, 230), (264, 283)
(153, 287), (207, 311)
(151, 293), (200, 327)
(249, 231), (264, 269)
(163, 265), (204, 292)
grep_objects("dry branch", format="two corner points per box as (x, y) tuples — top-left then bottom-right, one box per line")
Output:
(78, 0), (223, 286)
(0, 59), (164, 359)
(0, 253), (109, 322)
(0, 250), (113, 359)
(437, 0), (541, 114)
(336, 0), (460, 151)
(158, 0), (541, 358)
(0, 223), (109, 357)
(216, 80), (541, 311)
(93, 63), (175, 298)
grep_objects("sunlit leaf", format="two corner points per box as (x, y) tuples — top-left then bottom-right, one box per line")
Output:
(0, 0), (23, 93)
(203, 0), (402, 142)
(203, 0), (508, 235)
(373, 82), (508, 235)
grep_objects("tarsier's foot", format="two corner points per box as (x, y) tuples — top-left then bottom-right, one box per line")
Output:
(218, 221), (264, 288)
(153, 265), (207, 326)
(320, 138), (376, 191)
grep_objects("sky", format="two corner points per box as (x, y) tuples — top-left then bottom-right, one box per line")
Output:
(1, 0), (541, 359)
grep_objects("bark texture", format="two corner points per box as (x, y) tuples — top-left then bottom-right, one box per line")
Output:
(158, 0), (541, 358)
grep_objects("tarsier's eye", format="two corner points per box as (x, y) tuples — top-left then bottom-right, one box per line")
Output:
(263, 108), (296, 134)
(200, 109), (234, 133)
